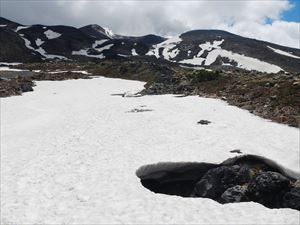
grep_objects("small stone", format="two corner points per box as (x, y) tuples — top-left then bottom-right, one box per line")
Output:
(197, 120), (211, 125)
(230, 149), (242, 154)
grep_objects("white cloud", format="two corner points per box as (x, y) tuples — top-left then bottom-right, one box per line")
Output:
(2, 0), (299, 48)
(220, 20), (300, 48)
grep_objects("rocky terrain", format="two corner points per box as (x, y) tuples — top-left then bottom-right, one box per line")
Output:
(141, 68), (300, 127)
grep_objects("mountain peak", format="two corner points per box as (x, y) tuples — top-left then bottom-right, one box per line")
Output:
(80, 24), (114, 39)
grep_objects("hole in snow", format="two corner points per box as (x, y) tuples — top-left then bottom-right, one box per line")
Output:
(136, 155), (300, 211)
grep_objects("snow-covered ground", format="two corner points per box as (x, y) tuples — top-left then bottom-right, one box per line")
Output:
(1, 77), (299, 224)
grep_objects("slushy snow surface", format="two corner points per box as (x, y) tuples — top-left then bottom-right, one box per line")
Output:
(1, 77), (299, 224)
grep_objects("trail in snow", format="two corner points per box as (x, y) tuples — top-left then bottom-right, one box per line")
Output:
(1, 77), (299, 224)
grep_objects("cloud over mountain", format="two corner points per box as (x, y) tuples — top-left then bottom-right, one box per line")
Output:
(2, 0), (299, 48)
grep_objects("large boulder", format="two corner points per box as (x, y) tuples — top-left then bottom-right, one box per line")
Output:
(193, 165), (250, 200)
(247, 171), (290, 208)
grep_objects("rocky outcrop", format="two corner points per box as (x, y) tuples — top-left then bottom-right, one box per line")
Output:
(0, 71), (92, 97)
(0, 76), (34, 97)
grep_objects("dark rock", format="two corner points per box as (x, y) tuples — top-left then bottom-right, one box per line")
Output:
(282, 187), (300, 210)
(194, 166), (241, 199)
(20, 81), (34, 92)
(247, 171), (290, 208)
(230, 149), (242, 154)
(197, 120), (211, 125)
(220, 185), (248, 203)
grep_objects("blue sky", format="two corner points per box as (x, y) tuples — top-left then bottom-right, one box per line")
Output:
(283, 0), (300, 21)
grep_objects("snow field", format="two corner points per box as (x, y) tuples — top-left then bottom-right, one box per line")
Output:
(1, 77), (299, 224)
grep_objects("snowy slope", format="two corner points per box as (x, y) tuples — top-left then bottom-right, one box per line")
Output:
(178, 39), (282, 73)
(1, 77), (299, 224)
(146, 30), (300, 73)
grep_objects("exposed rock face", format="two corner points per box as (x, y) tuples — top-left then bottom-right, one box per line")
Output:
(0, 77), (34, 97)
(137, 155), (300, 211)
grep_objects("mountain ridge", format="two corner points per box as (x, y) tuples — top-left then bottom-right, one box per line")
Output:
(0, 17), (299, 72)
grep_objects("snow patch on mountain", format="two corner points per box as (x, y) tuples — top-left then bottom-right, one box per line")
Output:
(44, 30), (61, 39)
(198, 39), (224, 57)
(35, 38), (44, 47)
(35, 47), (67, 60)
(179, 39), (282, 73)
(180, 57), (206, 66)
(180, 40), (224, 66)
(0, 62), (22, 66)
(20, 36), (67, 60)
(72, 49), (105, 59)
(20, 36), (36, 51)
(267, 46), (300, 59)
(73, 40), (113, 59)
(0, 24), (7, 27)
(118, 54), (131, 58)
(94, 44), (114, 52)
(132, 49), (138, 56)
(15, 26), (30, 32)
(146, 36), (182, 60)
(0, 67), (28, 72)
(92, 40), (109, 49)
(205, 49), (283, 73)
(103, 27), (114, 38)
